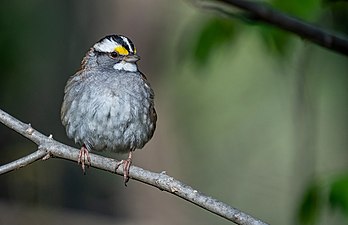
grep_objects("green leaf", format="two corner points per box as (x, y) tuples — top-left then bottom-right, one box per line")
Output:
(259, 25), (292, 57)
(325, 2), (348, 34)
(297, 182), (323, 225)
(329, 175), (348, 216)
(180, 17), (236, 69)
(271, 0), (321, 20)
(264, 0), (321, 58)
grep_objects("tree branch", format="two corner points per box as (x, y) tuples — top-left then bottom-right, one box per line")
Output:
(0, 108), (269, 225)
(0, 149), (47, 174)
(197, 0), (348, 56)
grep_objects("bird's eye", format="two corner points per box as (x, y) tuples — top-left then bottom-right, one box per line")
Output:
(110, 51), (118, 58)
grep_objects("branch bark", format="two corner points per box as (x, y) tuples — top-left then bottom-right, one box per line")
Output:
(197, 0), (348, 56)
(0, 108), (269, 225)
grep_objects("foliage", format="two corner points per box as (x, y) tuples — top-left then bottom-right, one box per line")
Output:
(179, 17), (237, 69)
(297, 175), (348, 225)
(182, 0), (348, 68)
(297, 181), (323, 225)
(180, 0), (348, 224)
(329, 175), (348, 216)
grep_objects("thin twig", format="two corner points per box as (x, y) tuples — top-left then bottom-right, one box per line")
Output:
(0, 149), (47, 174)
(0, 108), (269, 225)
(196, 0), (348, 56)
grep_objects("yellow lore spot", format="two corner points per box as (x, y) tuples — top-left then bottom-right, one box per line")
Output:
(114, 46), (129, 55)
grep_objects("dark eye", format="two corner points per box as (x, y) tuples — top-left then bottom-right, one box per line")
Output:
(110, 51), (118, 58)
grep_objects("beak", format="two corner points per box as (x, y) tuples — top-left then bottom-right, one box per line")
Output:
(123, 54), (140, 63)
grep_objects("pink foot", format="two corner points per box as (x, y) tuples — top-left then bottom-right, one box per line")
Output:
(116, 151), (133, 185)
(78, 145), (91, 174)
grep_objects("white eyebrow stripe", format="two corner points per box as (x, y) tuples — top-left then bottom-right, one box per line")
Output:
(120, 36), (133, 53)
(94, 38), (120, 52)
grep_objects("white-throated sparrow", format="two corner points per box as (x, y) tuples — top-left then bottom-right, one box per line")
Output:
(61, 34), (157, 184)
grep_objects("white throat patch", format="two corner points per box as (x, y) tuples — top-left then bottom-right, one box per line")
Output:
(113, 61), (137, 72)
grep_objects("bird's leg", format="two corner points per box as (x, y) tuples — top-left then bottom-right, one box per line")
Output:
(77, 144), (91, 174)
(115, 151), (133, 185)
(123, 151), (132, 183)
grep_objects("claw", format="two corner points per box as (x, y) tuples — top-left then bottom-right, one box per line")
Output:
(115, 151), (133, 186)
(78, 145), (91, 174)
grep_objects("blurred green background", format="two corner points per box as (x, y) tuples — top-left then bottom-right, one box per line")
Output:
(0, 0), (348, 225)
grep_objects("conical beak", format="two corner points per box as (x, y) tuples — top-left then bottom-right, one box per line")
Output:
(123, 54), (140, 63)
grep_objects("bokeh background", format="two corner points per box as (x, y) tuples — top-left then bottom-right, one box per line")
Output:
(1, 0), (348, 225)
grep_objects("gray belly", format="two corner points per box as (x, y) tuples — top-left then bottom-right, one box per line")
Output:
(63, 87), (154, 153)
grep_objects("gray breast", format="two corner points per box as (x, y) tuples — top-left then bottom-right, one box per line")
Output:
(61, 70), (155, 153)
